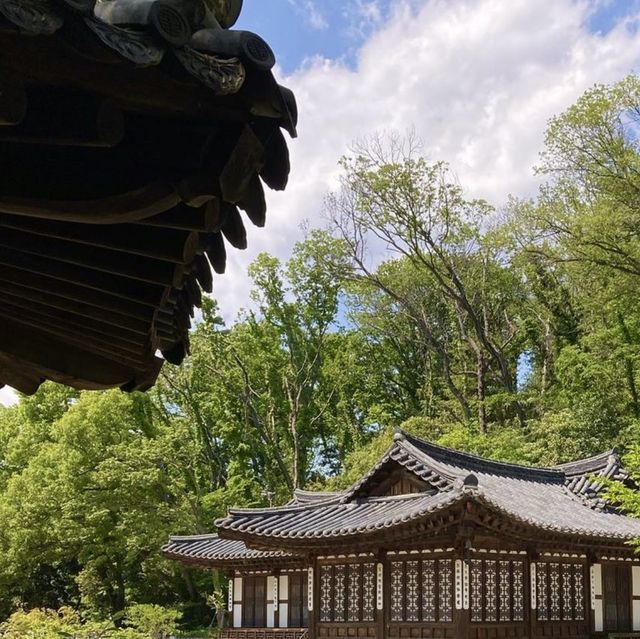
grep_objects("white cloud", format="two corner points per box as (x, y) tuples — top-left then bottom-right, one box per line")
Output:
(288, 0), (329, 30)
(212, 0), (640, 321)
(342, 0), (386, 41)
(0, 386), (18, 407)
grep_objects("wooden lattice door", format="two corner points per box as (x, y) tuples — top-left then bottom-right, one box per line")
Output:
(243, 575), (267, 628)
(603, 564), (631, 632)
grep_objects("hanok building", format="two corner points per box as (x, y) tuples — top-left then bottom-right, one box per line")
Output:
(0, 0), (295, 394)
(164, 431), (640, 639)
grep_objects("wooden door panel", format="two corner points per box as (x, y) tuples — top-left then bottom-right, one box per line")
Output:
(603, 564), (631, 633)
(243, 576), (267, 628)
(255, 577), (266, 628)
(617, 565), (631, 631)
(288, 573), (309, 628)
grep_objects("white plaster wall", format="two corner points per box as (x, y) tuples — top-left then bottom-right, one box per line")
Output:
(267, 575), (275, 627)
(592, 565), (603, 632)
(233, 577), (243, 628)
(279, 575), (289, 628)
(633, 566), (640, 630)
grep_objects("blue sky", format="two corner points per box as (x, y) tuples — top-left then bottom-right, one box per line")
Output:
(236, 0), (640, 75)
(236, 0), (397, 73)
(589, 0), (640, 34)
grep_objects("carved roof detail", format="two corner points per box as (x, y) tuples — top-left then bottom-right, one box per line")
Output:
(0, 0), (296, 394)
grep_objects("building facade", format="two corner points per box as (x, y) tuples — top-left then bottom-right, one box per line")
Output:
(164, 431), (640, 639)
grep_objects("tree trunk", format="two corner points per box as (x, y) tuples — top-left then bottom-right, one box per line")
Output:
(617, 312), (640, 418)
(180, 565), (198, 601)
(540, 318), (554, 393)
(476, 351), (487, 434)
(290, 412), (300, 490)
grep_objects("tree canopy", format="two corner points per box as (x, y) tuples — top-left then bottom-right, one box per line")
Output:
(1, 75), (640, 632)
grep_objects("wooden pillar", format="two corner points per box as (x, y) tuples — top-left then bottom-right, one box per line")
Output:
(375, 551), (385, 639)
(632, 564), (640, 631)
(232, 573), (243, 629)
(527, 549), (538, 639)
(589, 554), (604, 634)
(584, 556), (593, 639)
(454, 551), (470, 639)
(273, 572), (280, 629)
(308, 559), (318, 639)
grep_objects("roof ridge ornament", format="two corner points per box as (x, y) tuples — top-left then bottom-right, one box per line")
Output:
(0, 0), (64, 34)
(461, 473), (479, 492)
(204, 0), (242, 29)
(452, 473), (478, 493)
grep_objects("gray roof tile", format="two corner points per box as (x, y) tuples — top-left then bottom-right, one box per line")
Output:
(162, 535), (298, 564)
(214, 432), (640, 543)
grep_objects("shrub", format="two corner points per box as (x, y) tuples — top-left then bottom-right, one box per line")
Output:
(124, 605), (181, 639)
(0, 605), (181, 639)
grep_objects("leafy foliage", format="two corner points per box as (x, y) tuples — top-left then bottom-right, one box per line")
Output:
(0, 605), (178, 638)
(1, 75), (640, 628)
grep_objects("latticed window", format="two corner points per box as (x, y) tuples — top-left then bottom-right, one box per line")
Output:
(389, 558), (454, 623)
(469, 558), (525, 623)
(319, 563), (376, 623)
(536, 562), (585, 622)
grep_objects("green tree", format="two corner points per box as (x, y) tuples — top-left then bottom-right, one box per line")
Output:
(327, 135), (528, 431)
(0, 391), (199, 617)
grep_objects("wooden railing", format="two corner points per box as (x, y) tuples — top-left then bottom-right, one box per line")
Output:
(219, 628), (308, 639)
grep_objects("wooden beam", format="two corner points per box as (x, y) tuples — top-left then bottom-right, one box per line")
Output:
(238, 174), (266, 228)
(221, 204), (247, 250)
(205, 231), (227, 274)
(194, 254), (213, 293)
(0, 308), (151, 367)
(0, 317), (161, 391)
(137, 200), (220, 232)
(0, 265), (155, 321)
(256, 126), (289, 191)
(0, 213), (200, 263)
(0, 91), (124, 147)
(0, 229), (181, 286)
(0, 297), (149, 353)
(0, 279), (151, 334)
(220, 125), (265, 203)
(0, 181), (180, 224)
(177, 170), (222, 208)
(0, 72), (26, 125)
(0, 246), (167, 306)
(157, 307), (190, 330)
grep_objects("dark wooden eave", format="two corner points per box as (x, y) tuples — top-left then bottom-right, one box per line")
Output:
(0, 0), (297, 394)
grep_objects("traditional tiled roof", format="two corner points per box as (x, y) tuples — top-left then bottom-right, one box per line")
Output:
(217, 491), (464, 540)
(212, 432), (640, 544)
(556, 450), (628, 510)
(0, 0), (295, 394)
(290, 489), (343, 505)
(162, 534), (300, 567)
(164, 434), (639, 567)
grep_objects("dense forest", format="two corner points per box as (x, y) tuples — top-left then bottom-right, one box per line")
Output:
(1, 76), (639, 633)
